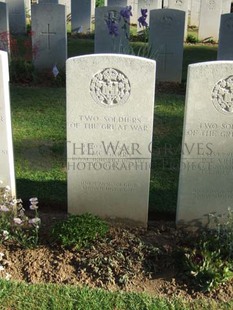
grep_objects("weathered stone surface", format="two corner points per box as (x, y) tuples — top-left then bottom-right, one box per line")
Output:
(67, 54), (156, 227)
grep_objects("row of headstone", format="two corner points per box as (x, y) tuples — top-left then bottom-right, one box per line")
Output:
(1, 0), (232, 39)
(1, 2), (233, 79)
(95, 6), (185, 83)
(2, 42), (233, 228)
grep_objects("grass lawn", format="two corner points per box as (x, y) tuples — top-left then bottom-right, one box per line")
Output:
(0, 279), (232, 310)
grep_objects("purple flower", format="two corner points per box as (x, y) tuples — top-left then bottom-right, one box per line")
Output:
(106, 17), (119, 37)
(138, 9), (148, 28)
(141, 9), (148, 18)
(120, 5), (132, 21)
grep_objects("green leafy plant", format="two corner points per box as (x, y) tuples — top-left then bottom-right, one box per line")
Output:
(51, 213), (109, 249)
(182, 209), (233, 291)
(10, 59), (36, 84)
(0, 182), (41, 248)
(186, 34), (199, 44)
(96, 0), (104, 7)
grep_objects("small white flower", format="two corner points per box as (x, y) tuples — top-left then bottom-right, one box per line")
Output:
(13, 217), (23, 225)
(29, 204), (38, 210)
(29, 197), (38, 204)
(29, 217), (41, 225)
(5, 186), (10, 192)
(5, 273), (11, 280)
(2, 230), (9, 240)
(29, 197), (38, 202)
(0, 205), (10, 212)
(0, 265), (4, 271)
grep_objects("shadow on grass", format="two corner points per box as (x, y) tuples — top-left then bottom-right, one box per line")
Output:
(16, 178), (176, 221)
(16, 179), (67, 212)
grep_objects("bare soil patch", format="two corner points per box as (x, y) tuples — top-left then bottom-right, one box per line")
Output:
(1, 211), (233, 303)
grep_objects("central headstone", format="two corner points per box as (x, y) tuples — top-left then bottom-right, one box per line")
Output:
(67, 54), (156, 227)
(177, 61), (233, 227)
(0, 51), (16, 196)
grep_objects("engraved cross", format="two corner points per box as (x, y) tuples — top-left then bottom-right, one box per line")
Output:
(40, 24), (56, 50)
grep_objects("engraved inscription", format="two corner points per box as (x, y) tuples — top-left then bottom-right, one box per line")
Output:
(0, 114), (4, 122)
(176, 0), (183, 6)
(224, 17), (233, 32)
(212, 75), (233, 114)
(160, 15), (173, 26)
(104, 10), (121, 26)
(208, 0), (216, 10)
(143, 0), (151, 6)
(90, 68), (131, 107)
(0, 150), (8, 155)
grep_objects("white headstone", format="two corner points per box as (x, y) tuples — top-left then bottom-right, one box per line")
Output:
(190, 0), (200, 27)
(71, 0), (95, 33)
(0, 51), (16, 197)
(149, 8), (185, 82)
(222, 0), (231, 14)
(60, 0), (71, 16)
(177, 61), (233, 227)
(7, 0), (26, 34)
(25, 0), (31, 16)
(198, 0), (222, 42)
(31, 3), (67, 70)
(95, 6), (130, 54)
(217, 13), (233, 60)
(127, 0), (138, 24)
(168, 0), (189, 39)
(0, 2), (10, 53)
(137, 0), (162, 32)
(67, 54), (156, 227)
